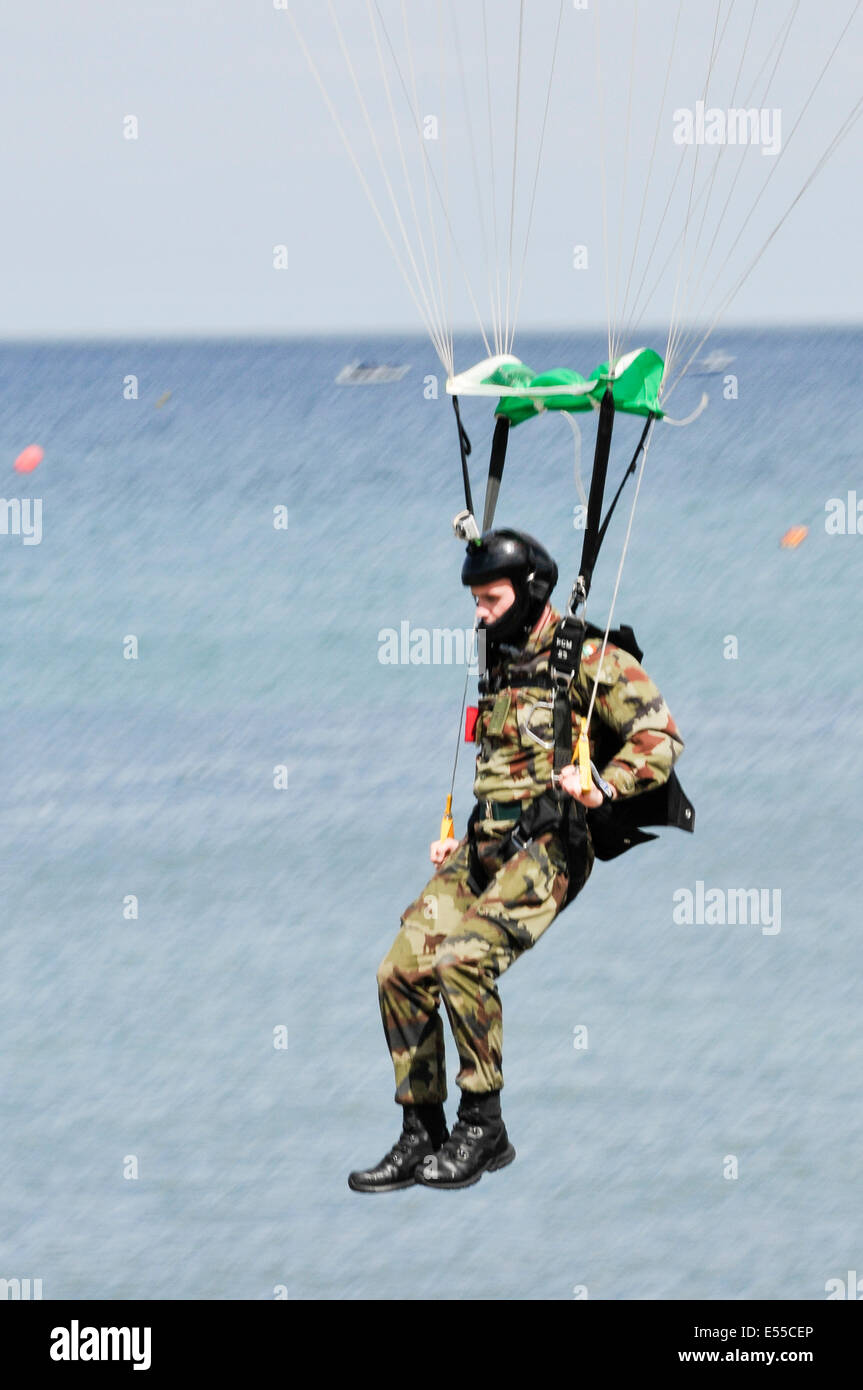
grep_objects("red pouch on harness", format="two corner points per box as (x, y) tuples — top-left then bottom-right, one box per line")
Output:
(465, 706), (479, 742)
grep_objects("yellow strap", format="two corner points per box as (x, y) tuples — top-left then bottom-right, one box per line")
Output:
(575, 717), (592, 793)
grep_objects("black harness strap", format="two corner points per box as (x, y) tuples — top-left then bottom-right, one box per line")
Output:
(550, 391), (617, 774)
(466, 791), (589, 903)
(579, 386), (616, 600)
(549, 615), (587, 770)
(552, 404), (653, 783)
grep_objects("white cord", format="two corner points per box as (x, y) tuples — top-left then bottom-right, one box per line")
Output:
(584, 417), (656, 729)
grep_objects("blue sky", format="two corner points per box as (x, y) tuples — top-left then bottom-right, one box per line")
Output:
(1, 0), (861, 340)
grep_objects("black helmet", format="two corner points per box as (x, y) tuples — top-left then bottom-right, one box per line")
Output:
(461, 528), (558, 647)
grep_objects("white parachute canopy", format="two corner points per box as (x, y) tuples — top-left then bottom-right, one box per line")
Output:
(287, 0), (863, 405)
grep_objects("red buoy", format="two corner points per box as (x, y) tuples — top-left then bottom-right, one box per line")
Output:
(14, 444), (44, 474)
(780, 525), (808, 549)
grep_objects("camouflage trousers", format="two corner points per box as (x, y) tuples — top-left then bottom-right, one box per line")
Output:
(377, 823), (593, 1103)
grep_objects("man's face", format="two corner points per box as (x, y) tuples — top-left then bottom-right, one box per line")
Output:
(470, 579), (515, 625)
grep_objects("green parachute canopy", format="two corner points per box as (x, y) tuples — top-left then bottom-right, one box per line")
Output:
(446, 347), (664, 426)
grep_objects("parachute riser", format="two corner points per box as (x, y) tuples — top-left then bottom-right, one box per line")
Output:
(579, 386), (616, 602)
(451, 400), (513, 543)
(565, 402), (656, 617)
(556, 397), (657, 793)
(559, 385), (616, 619)
(451, 395), (474, 518)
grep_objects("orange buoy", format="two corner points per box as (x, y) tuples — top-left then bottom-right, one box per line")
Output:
(14, 444), (44, 474)
(780, 525), (808, 549)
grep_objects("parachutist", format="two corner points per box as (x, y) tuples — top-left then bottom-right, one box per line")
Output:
(348, 529), (691, 1194)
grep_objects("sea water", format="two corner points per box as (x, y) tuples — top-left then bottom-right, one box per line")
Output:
(1, 328), (861, 1300)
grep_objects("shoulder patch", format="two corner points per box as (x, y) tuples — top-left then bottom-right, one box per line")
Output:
(582, 641), (597, 659)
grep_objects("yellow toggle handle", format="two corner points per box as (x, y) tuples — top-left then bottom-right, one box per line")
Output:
(440, 793), (454, 842)
(574, 717), (592, 793)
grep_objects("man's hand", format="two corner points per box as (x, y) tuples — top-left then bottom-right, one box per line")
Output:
(430, 837), (460, 866)
(557, 764), (617, 808)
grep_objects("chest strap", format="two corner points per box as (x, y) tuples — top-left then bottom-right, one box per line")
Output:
(549, 615), (587, 773)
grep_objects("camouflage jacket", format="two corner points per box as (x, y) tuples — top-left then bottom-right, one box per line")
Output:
(473, 605), (684, 809)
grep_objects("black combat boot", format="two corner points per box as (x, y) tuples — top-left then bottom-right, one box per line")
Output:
(348, 1103), (449, 1193)
(414, 1089), (515, 1190)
